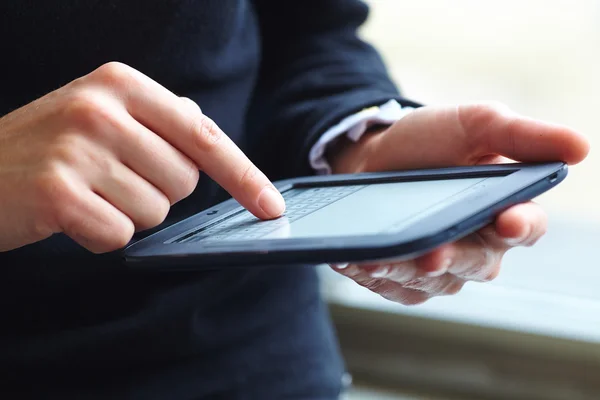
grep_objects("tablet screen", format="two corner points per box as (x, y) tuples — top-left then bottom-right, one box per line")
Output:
(174, 176), (503, 243)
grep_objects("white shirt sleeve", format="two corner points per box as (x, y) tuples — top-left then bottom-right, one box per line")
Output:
(308, 99), (414, 175)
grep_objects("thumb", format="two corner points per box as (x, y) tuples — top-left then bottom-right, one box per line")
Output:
(365, 104), (495, 172)
(365, 103), (589, 172)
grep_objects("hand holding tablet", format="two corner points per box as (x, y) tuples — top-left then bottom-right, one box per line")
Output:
(126, 103), (590, 306)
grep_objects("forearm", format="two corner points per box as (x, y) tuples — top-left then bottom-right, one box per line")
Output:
(247, 0), (419, 179)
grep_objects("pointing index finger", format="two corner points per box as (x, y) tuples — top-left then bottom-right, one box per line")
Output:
(96, 63), (285, 220)
(187, 109), (286, 220)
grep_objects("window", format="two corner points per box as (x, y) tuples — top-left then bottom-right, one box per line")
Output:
(324, 2), (600, 398)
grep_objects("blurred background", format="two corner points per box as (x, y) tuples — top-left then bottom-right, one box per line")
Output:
(319, 1), (600, 399)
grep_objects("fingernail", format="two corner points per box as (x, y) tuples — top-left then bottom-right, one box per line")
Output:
(331, 263), (349, 270)
(258, 187), (286, 218)
(386, 265), (418, 282)
(505, 226), (531, 246)
(427, 258), (452, 277)
(370, 265), (390, 278)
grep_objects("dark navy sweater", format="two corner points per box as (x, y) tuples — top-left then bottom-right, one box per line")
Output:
(0, 1), (414, 397)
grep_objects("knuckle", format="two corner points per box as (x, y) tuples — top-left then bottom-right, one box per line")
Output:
(446, 281), (466, 295)
(47, 135), (83, 167)
(99, 153), (122, 181)
(30, 220), (56, 241)
(466, 256), (501, 282)
(482, 265), (501, 282)
(112, 221), (135, 249)
(404, 277), (446, 295)
(466, 102), (511, 126)
(147, 196), (171, 228)
(61, 91), (105, 130)
(62, 91), (123, 141)
(473, 253), (491, 273)
(458, 102), (512, 151)
(525, 226), (548, 247)
(29, 170), (69, 233)
(92, 61), (134, 89)
(191, 115), (222, 153)
(237, 163), (259, 190)
(392, 292), (429, 306)
(468, 235), (497, 273)
(35, 163), (77, 210)
(360, 278), (387, 292)
(96, 220), (134, 253)
(157, 196), (171, 222)
(340, 264), (362, 278)
(176, 164), (200, 202)
(160, 161), (199, 204)
(478, 101), (512, 115)
(465, 262), (492, 281)
(438, 277), (460, 294)
(37, 172), (79, 231)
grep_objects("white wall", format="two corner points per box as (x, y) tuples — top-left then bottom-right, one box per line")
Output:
(361, 0), (600, 221)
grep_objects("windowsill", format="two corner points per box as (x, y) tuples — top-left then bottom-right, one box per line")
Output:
(321, 215), (600, 398)
(323, 267), (600, 346)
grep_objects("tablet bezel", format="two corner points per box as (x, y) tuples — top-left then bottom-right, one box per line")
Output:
(123, 162), (567, 269)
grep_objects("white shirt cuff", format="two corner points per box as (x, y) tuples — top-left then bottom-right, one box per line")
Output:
(308, 99), (414, 175)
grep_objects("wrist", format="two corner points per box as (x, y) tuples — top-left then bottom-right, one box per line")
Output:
(326, 124), (390, 174)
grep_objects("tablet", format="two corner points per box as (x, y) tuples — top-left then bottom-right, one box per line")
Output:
(124, 162), (568, 269)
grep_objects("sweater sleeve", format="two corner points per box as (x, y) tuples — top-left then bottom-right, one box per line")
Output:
(245, 0), (421, 180)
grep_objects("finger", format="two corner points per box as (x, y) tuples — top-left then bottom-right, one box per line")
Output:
(401, 274), (466, 296)
(331, 264), (430, 305)
(356, 245), (454, 281)
(360, 230), (503, 284)
(493, 202), (548, 247)
(445, 232), (504, 281)
(180, 96), (201, 113)
(66, 194), (134, 253)
(365, 281), (431, 305)
(90, 62), (284, 220)
(366, 103), (589, 172)
(353, 258), (465, 295)
(457, 103), (590, 165)
(109, 110), (200, 205)
(91, 160), (171, 232)
(54, 172), (135, 253)
(442, 207), (545, 283)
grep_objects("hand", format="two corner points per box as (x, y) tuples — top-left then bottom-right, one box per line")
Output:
(328, 103), (589, 305)
(0, 62), (285, 253)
